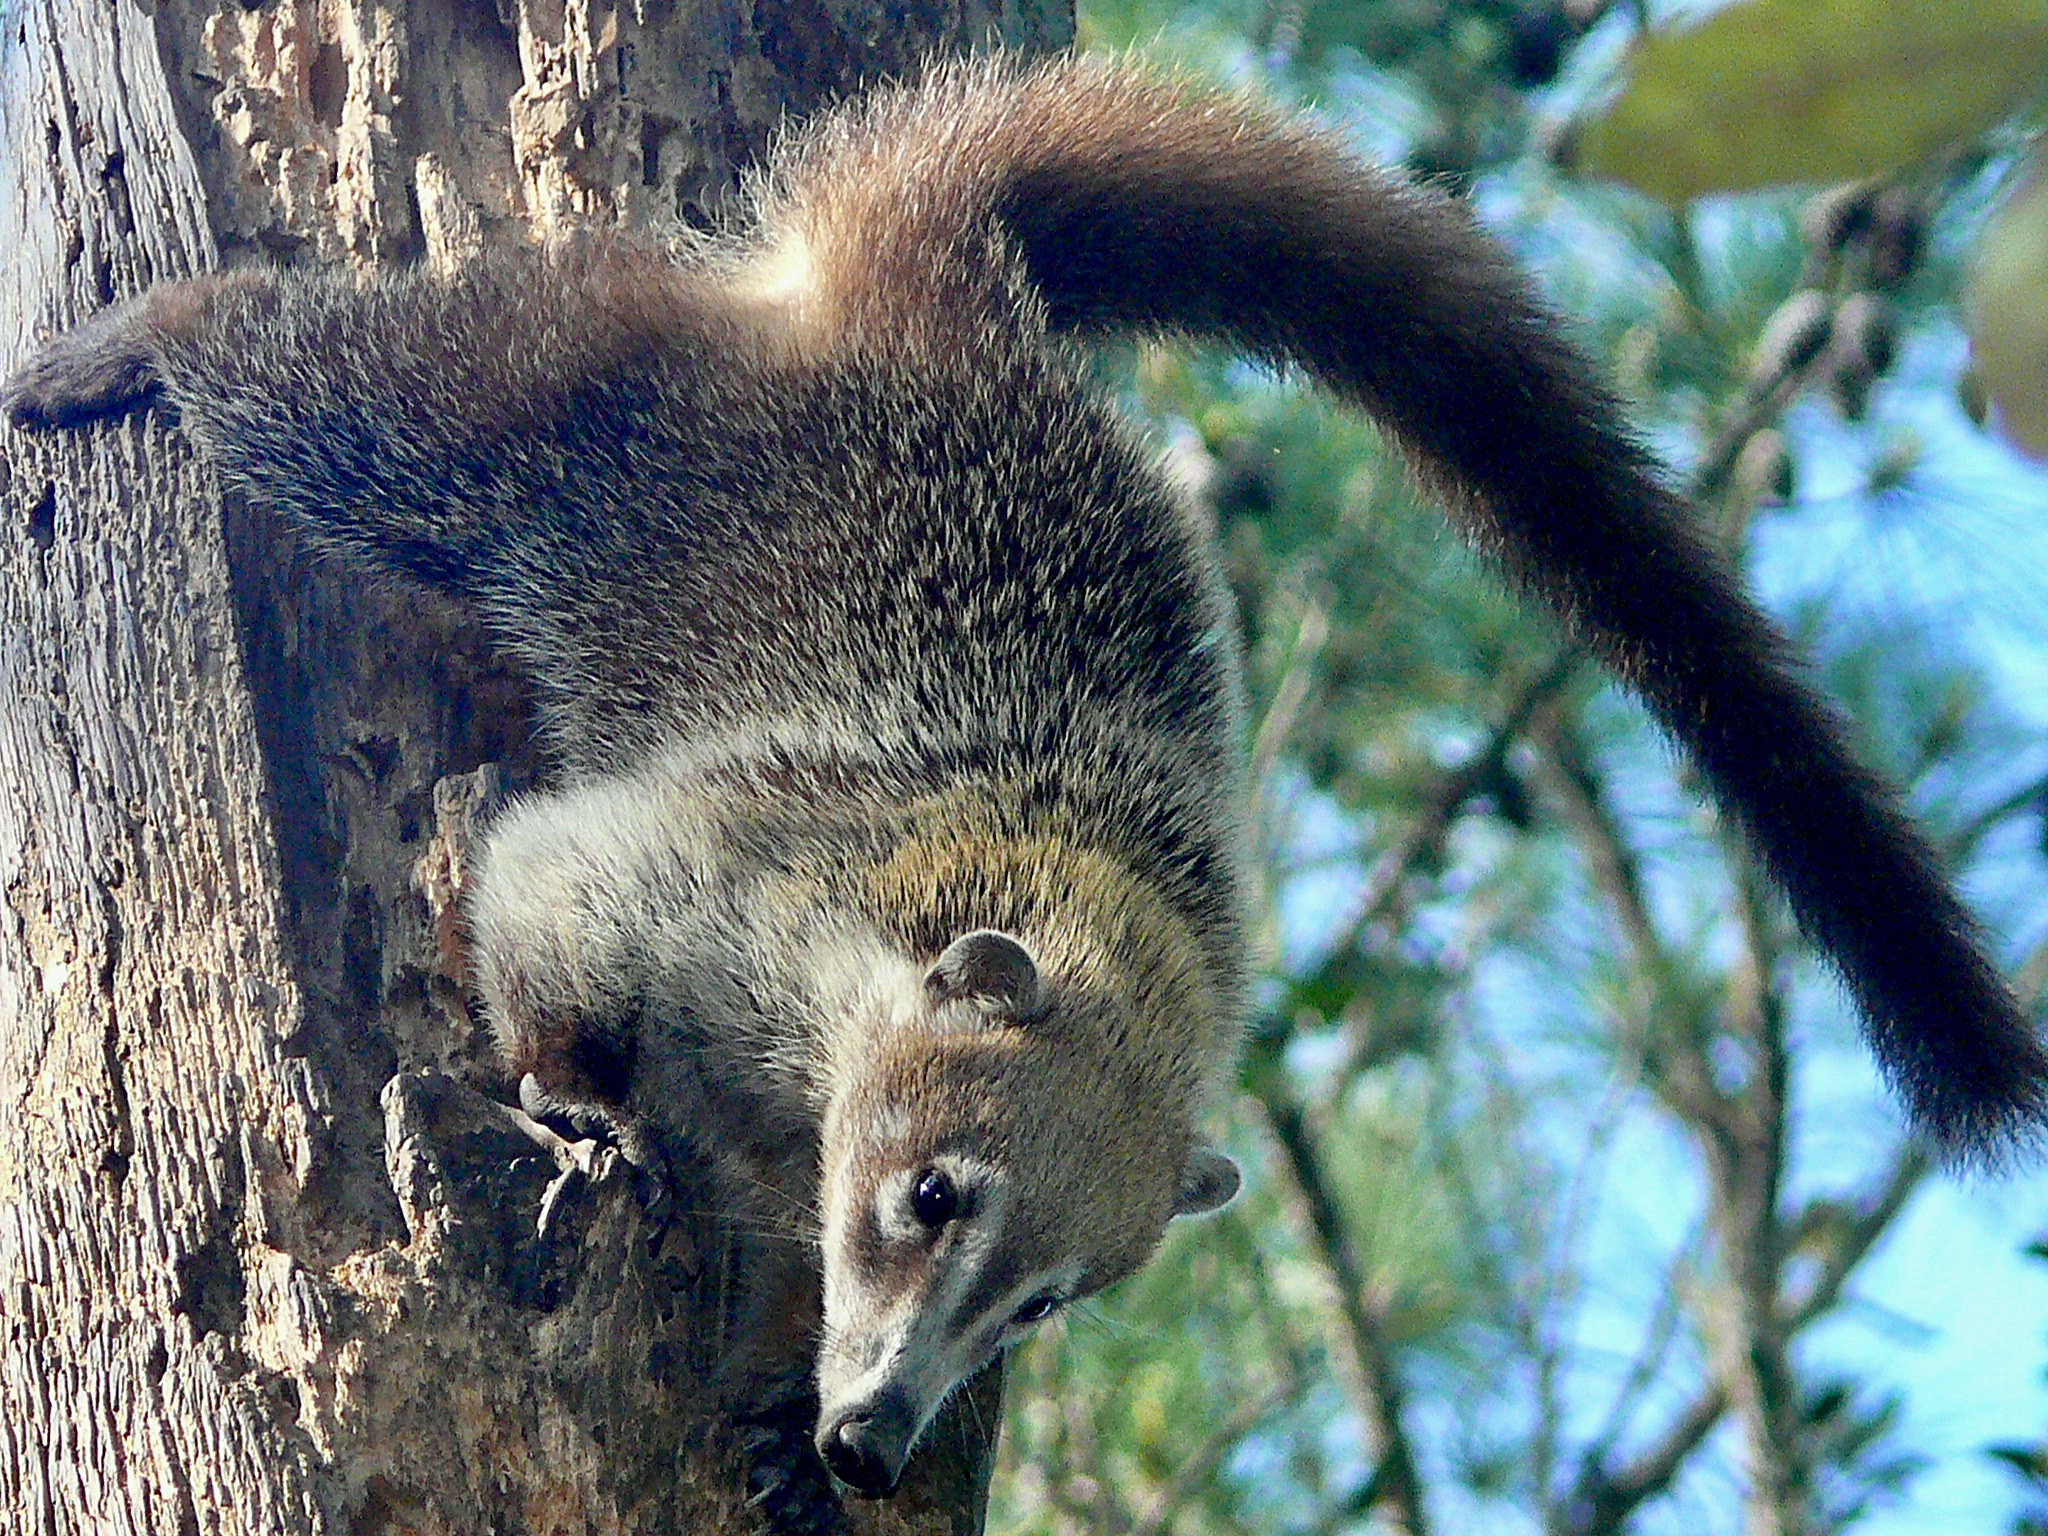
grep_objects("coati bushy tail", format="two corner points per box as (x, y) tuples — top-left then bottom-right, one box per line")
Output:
(754, 55), (2046, 1157)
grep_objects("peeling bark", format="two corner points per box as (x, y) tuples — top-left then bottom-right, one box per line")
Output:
(0, 0), (1066, 1531)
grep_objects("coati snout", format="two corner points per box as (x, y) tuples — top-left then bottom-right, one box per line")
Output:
(816, 1392), (918, 1498)
(812, 927), (1242, 1494)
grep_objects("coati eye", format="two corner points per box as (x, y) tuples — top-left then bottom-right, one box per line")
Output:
(912, 1169), (958, 1228)
(1011, 1293), (1059, 1326)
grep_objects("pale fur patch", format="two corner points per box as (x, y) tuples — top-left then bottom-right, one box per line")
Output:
(728, 231), (833, 337)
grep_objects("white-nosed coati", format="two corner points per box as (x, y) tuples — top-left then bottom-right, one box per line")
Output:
(8, 51), (2043, 1521)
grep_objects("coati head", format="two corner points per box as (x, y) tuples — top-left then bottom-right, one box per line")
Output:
(812, 928), (1240, 1497)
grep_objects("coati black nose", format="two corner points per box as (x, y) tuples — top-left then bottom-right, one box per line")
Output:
(816, 1410), (905, 1498)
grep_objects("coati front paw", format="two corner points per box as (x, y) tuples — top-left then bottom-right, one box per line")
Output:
(733, 1371), (852, 1536)
(3, 297), (166, 429)
(516, 1073), (677, 1227)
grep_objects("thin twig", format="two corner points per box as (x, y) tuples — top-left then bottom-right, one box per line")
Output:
(1781, 1149), (1929, 1331)
(1527, 1064), (1640, 1500)
(1570, 1222), (1707, 1508)
(1255, 1091), (1433, 1536)
(1126, 1378), (1297, 1536)
(1941, 770), (2048, 867)
(1318, 650), (1581, 965)
(1528, 709), (1661, 973)
(1560, 1382), (1731, 1536)
(1250, 592), (1331, 799)
(1687, 322), (1820, 507)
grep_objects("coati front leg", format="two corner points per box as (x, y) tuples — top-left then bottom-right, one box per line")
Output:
(476, 828), (847, 1532)
(417, 757), (844, 1526)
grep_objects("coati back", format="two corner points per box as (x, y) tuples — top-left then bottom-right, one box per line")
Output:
(7, 51), (2044, 1511)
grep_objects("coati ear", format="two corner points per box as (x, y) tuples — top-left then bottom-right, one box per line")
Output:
(925, 929), (1047, 1021)
(1172, 1147), (1241, 1219)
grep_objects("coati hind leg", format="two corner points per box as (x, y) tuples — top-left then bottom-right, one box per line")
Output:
(2, 241), (713, 593)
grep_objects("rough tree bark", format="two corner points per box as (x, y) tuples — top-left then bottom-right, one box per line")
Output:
(0, 1), (1070, 1532)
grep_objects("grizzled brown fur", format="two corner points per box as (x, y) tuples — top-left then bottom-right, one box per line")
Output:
(7, 50), (2043, 1509)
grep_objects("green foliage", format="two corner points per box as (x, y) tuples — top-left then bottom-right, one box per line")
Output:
(1969, 150), (2048, 460)
(1577, 0), (2048, 202)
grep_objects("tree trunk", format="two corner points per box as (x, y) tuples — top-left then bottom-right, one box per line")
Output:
(0, 2), (1069, 1532)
